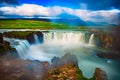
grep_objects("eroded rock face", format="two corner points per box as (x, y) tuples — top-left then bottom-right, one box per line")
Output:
(94, 27), (120, 52)
(94, 68), (108, 80)
(92, 27), (120, 60)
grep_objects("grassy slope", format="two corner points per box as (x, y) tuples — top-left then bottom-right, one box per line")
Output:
(0, 20), (71, 29)
(0, 20), (88, 30)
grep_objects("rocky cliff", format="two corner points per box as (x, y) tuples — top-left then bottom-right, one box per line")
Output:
(93, 27), (120, 60)
(94, 27), (120, 52)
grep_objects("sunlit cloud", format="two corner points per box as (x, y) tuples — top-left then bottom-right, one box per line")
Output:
(0, 4), (120, 25)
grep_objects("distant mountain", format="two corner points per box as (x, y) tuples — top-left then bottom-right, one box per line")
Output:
(51, 13), (87, 26)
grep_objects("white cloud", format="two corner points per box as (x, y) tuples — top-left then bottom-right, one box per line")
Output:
(0, 4), (120, 24)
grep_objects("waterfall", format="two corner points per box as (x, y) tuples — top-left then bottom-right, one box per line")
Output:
(43, 32), (86, 44)
(89, 34), (94, 45)
(14, 40), (30, 59)
(33, 34), (39, 44)
(3, 37), (30, 59)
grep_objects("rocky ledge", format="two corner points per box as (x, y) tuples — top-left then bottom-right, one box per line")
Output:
(3, 31), (43, 44)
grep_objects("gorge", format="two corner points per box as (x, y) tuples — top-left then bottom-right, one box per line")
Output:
(0, 29), (120, 80)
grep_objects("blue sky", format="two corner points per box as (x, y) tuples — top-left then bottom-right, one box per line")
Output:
(0, 0), (120, 25)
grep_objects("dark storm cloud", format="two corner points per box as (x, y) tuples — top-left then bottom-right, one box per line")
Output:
(0, 0), (18, 4)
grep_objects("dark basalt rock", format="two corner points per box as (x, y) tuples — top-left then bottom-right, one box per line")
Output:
(94, 68), (108, 80)
(0, 33), (3, 43)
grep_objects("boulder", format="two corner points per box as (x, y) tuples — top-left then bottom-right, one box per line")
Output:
(94, 68), (108, 80)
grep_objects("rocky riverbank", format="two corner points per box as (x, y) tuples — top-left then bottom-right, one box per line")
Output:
(0, 51), (108, 80)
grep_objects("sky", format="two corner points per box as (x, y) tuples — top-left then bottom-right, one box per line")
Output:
(0, 0), (120, 25)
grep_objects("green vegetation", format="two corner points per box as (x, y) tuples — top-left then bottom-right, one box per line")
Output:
(0, 20), (89, 30)
(0, 20), (70, 29)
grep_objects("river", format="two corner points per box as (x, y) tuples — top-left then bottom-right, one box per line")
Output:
(1, 29), (120, 80)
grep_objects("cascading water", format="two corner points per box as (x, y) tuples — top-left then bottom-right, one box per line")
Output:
(43, 32), (88, 45)
(3, 37), (30, 59)
(89, 34), (94, 46)
(33, 34), (40, 44)
(14, 40), (30, 59)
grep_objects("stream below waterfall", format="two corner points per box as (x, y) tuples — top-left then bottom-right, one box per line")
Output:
(2, 30), (120, 80)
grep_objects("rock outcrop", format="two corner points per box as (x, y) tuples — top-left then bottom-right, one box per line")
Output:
(94, 68), (108, 80)
(94, 27), (120, 52)
(93, 27), (120, 60)
(3, 31), (43, 44)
